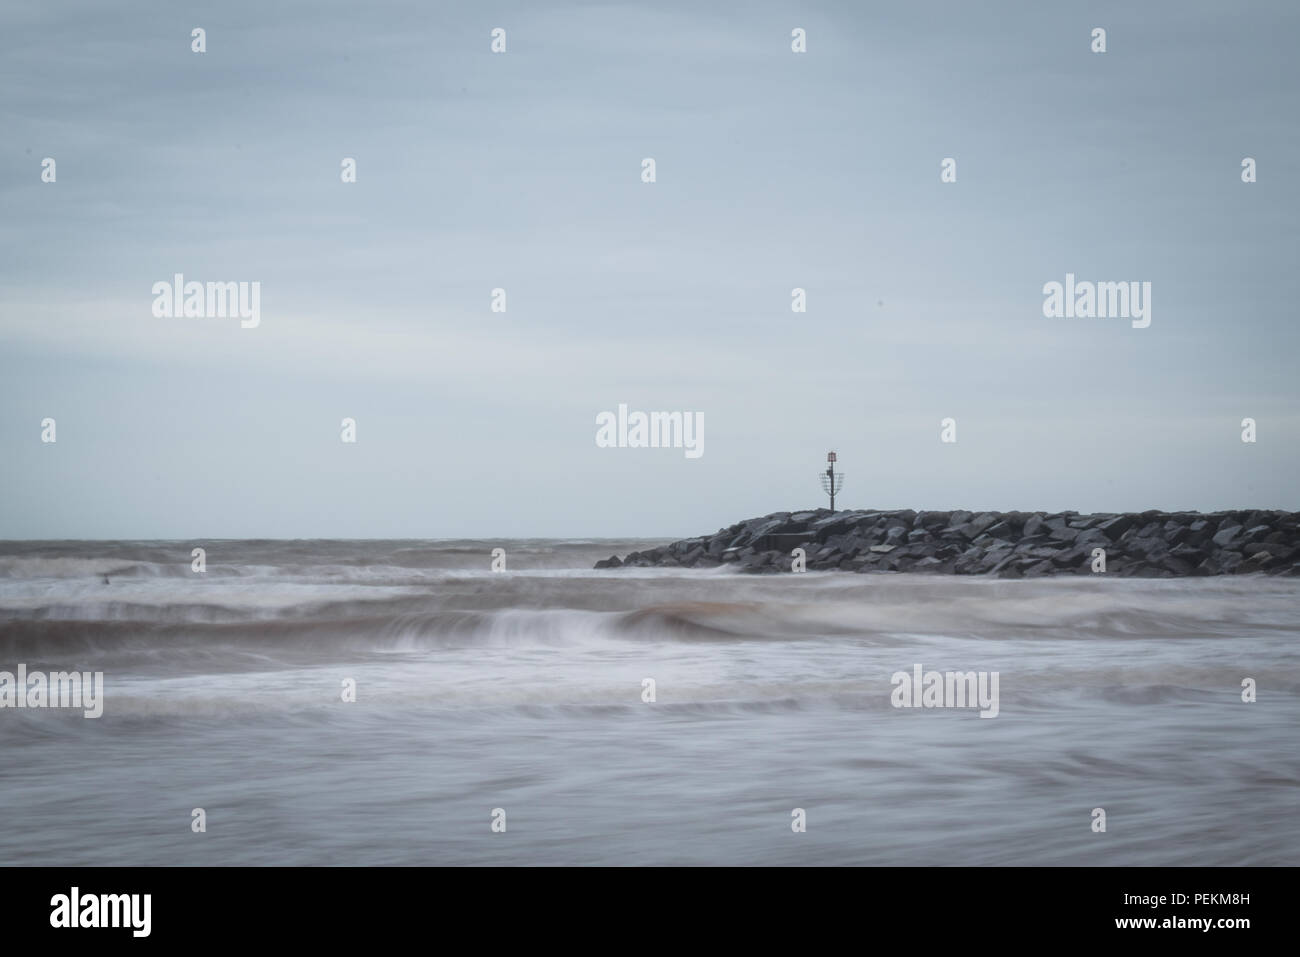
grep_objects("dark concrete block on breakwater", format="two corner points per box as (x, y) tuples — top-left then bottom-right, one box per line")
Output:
(594, 508), (1300, 577)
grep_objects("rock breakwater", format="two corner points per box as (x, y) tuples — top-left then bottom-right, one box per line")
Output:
(595, 509), (1300, 577)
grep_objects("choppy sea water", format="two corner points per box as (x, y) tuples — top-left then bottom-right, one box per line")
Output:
(0, 539), (1296, 866)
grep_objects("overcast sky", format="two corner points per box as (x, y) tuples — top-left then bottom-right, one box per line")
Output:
(2, 0), (1297, 539)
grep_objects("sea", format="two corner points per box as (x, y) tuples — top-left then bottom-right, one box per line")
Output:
(1, 539), (1296, 865)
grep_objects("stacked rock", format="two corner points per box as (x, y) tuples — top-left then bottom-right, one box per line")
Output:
(594, 509), (1300, 577)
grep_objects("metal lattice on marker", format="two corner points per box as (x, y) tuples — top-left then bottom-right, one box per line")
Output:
(820, 451), (844, 511)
